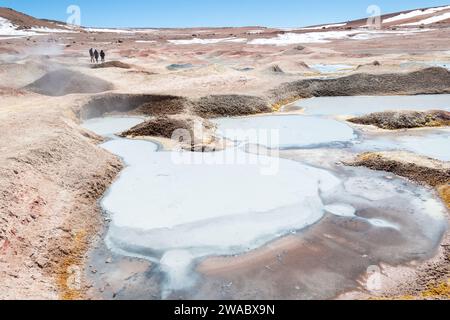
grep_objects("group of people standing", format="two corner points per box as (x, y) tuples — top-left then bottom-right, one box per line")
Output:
(89, 48), (106, 63)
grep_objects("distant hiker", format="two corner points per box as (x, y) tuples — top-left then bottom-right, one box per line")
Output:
(89, 48), (94, 63)
(100, 50), (105, 63)
(94, 49), (99, 63)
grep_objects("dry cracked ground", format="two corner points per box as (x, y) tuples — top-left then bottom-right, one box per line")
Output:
(0, 22), (449, 300)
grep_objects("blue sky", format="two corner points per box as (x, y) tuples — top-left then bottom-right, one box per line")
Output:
(2, 0), (450, 28)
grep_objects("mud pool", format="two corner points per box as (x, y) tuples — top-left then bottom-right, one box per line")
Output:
(213, 115), (357, 149)
(354, 130), (450, 161)
(82, 95), (449, 300)
(294, 94), (450, 116)
(310, 64), (354, 74)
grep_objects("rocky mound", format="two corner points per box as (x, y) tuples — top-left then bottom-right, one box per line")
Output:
(348, 110), (450, 129)
(0, 62), (49, 88)
(270, 67), (450, 104)
(121, 116), (188, 138)
(91, 61), (132, 69)
(24, 69), (114, 96)
(356, 60), (381, 69)
(120, 115), (217, 151)
(268, 65), (284, 73)
(194, 95), (271, 118)
(349, 151), (450, 187)
(296, 61), (311, 69)
(355, 61), (382, 72)
(262, 61), (312, 74)
(282, 45), (310, 55)
(121, 115), (209, 137)
(0, 7), (69, 30)
(133, 96), (190, 116)
(79, 94), (191, 119)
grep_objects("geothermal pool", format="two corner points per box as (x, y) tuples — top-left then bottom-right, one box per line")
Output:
(310, 64), (354, 74)
(82, 95), (448, 299)
(213, 115), (357, 149)
(354, 130), (450, 161)
(294, 94), (450, 116)
(289, 94), (450, 161)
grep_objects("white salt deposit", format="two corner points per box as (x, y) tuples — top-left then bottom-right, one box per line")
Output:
(247, 30), (264, 34)
(367, 219), (400, 230)
(168, 37), (247, 45)
(300, 23), (347, 30)
(248, 30), (428, 46)
(400, 10), (450, 26)
(324, 204), (356, 217)
(213, 115), (357, 149)
(0, 18), (72, 36)
(160, 250), (196, 295)
(384, 6), (450, 24)
(324, 203), (400, 230)
(0, 36), (29, 40)
(84, 28), (156, 33)
(248, 31), (356, 45)
(0, 17), (34, 36)
(29, 26), (76, 34)
(84, 27), (136, 33)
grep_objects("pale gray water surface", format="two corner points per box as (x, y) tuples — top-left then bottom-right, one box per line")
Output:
(311, 64), (354, 74)
(354, 130), (450, 161)
(213, 115), (357, 149)
(295, 94), (450, 116)
(83, 106), (448, 299)
(82, 116), (146, 138)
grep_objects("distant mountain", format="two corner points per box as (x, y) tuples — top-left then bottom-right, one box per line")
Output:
(305, 5), (450, 29)
(1, 5), (450, 37)
(0, 7), (71, 31)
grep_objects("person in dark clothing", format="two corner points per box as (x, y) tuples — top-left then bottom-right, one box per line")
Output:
(94, 49), (99, 63)
(89, 48), (94, 63)
(100, 50), (105, 63)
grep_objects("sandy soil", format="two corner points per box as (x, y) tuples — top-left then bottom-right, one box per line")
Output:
(0, 22), (450, 300)
(0, 92), (122, 299)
